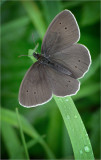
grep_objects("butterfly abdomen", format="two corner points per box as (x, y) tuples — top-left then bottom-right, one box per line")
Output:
(41, 57), (73, 76)
(51, 62), (72, 76)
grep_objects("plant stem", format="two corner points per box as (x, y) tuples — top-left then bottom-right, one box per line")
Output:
(16, 108), (30, 160)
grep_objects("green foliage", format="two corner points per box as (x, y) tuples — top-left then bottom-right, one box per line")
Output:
(1, 1), (100, 159)
(1, 121), (25, 159)
(16, 108), (30, 160)
(1, 107), (55, 159)
(54, 96), (94, 160)
(81, 2), (100, 26)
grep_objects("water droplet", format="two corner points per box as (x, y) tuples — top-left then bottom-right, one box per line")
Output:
(66, 115), (70, 120)
(80, 149), (83, 154)
(84, 146), (90, 153)
(65, 99), (68, 102)
(74, 115), (77, 119)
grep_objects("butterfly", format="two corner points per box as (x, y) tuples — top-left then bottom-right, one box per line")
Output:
(19, 10), (91, 108)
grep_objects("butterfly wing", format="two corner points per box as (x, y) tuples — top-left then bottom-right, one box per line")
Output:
(45, 66), (80, 97)
(41, 10), (80, 57)
(19, 62), (52, 107)
(50, 44), (91, 79)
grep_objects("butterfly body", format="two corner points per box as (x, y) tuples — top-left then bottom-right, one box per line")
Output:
(33, 52), (72, 76)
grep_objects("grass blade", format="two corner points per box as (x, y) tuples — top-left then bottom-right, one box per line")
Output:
(47, 105), (62, 156)
(81, 1), (100, 26)
(21, 1), (46, 39)
(41, 1), (62, 24)
(1, 107), (55, 159)
(1, 16), (29, 35)
(73, 82), (100, 101)
(54, 96), (94, 160)
(80, 55), (100, 83)
(1, 121), (25, 159)
(27, 135), (46, 149)
(16, 108), (30, 160)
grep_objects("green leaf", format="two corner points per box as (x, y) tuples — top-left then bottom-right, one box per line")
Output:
(81, 2), (100, 26)
(41, 1), (62, 24)
(27, 135), (46, 149)
(1, 16), (29, 34)
(1, 16), (30, 41)
(63, 1), (84, 9)
(28, 43), (39, 63)
(80, 55), (100, 83)
(73, 82), (100, 101)
(16, 108), (30, 160)
(1, 107), (55, 159)
(54, 96), (94, 160)
(88, 110), (100, 158)
(21, 1), (46, 39)
(47, 105), (63, 156)
(1, 121), (25, 159)
(62, 124), (73, 157)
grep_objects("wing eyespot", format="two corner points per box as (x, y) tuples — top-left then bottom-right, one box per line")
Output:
(59, 22), (61, 24)
(27, 90), (28, 92)
(75, 66), (77, 68)
(78, 60), (80, 62)
(34, 91), (36, 94)
(65, 27), (67, 29)
(68, 80), (70, 82)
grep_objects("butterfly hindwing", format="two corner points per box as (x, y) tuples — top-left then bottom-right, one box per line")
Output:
(19, 62), (52, 107)
(45, 66), (80, 97)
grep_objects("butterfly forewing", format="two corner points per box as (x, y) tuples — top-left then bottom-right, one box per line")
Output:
(19, 62), (52, 107)
(41, 10), (80, 57)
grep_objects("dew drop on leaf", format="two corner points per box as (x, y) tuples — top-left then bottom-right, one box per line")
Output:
(74, 115), (77, 119)
(84, 146), (90, 153)
(80, 149), (83, 154)
(66, 115), (70, 120)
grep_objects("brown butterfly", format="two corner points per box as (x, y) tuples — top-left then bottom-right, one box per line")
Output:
(19, 10), (91, 108)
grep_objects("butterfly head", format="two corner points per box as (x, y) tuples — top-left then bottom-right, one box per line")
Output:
(33, 52), (40, 60)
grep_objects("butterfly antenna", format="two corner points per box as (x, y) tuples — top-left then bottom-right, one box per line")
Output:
(18, 55), (33, 58)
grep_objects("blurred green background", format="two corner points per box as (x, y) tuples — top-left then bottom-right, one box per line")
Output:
(1, 0), (100, 159)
